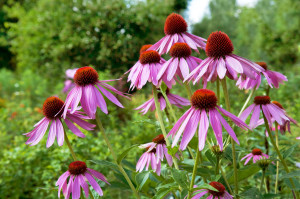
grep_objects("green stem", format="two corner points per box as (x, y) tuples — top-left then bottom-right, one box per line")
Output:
(238, 88), (256, 117)
(64, 132), (78, 161)
(187, 148), (201, 199)
(160, 86), (196, 160)
(184, 82), (192, 99)
(199, 152), (207, 183)
(219, 162), (233, 195)
(152, 85), (180, 171)
(275, 122), (279, 194)
(262, 111), (299, 198)
(221, 78), (238, 198)
(260, 169), (266, 192)
(215, 156), (220, 175)
(217, 78), (220, 106)
(95, 113), (140, 199)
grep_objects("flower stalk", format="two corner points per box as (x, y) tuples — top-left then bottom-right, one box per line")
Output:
(262, 111), (299, 198)
(152, 85), (180, 170)
(95, 112), (140, 199)
(187, 146), (201, 199)
(238, 87), (256, 117)
(274, 122), (279, 194)
(260, 169), (266, 192)
(221, 78), (239, 198)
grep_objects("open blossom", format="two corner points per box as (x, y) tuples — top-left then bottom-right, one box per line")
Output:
(241, 148), (269, 165)
(185, 31), (264, 87)
(236, 62), (287, 90)
(149, 13), (206, 54)
(63, 66), (129, 119)
(126, 50), (175, 90)
(136, 134), (178, 175)
(134, 89), (189, 115)
(240, 96), (289, 130)
(189, 182), (233, 199)
(168, 89), (249, 151)
(24, 96), (95, 148)
(56, 161), (109, 199)
(157, 43), (202, 82)
(63, 68), (78, 93)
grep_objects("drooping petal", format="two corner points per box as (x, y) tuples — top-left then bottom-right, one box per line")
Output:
(64, 118), (86, 138)
(56, 119), (64, 146)
(198, 110), (209, 151)
(87, 168), (109, 184)
(46, 120), (57, 148)
(85, 173), (103, 196)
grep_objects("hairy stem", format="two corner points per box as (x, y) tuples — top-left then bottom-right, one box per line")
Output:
(260, 169), (266, 192)
(275, 122), (279, 194)
(219, 162), (233, 195)
(221, 78), (238, 198)
(184, 82), (192, 99)
(187, 148), (200, 199)
(64, 132), (78, 161)
(152, 85), (180, 170)
(238, 88), (256, 117)
(95, 113), (140, 199)
(217, 78), (220, 106)
(262, 111), (298, 198)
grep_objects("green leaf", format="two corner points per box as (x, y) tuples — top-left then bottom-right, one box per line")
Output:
(89, 160), (118, 171)
(280, 171), (300, 179)
(117, 144), (139, 164)
(171, 169), (188, 189)
(167, 145), (179, 156)
(282, 144), (298, 159)
(240, 187), (262, 199)
(228, 164), (261, 183)
(153, 188), (174, 199)
(205, 150), (216, 166)
(135, 171), (150, 191)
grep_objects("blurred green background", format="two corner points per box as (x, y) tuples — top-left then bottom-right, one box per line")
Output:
(0, 0), (299, 198)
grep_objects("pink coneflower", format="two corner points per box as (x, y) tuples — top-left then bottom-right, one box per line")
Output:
(136, 146), (161, 176)
(126, 50), (175, 90)
(185, 31), (264, 87)
(63, 68), (78, 93)
(240, 96), (289, 130)
(63, 66), (129, 119)
(24, 97), (95, 148)
(168, 89), (249, 151)
(157, 43), (202, 82)
(56, 161), (109, 198)
(134, 89), (190, 115)
(189, 182), (233, 199)
(149, 13), (206, 54)
(241, 148), (269, 165)
(136, 134), (179, 176)
(236, 62), (287, 90)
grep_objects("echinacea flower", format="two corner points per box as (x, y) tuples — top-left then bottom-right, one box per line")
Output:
(136, 145), (161, 175)
(136, 134), (180, 175)
(24, 96), (95, 148)
(63, 66), (129, 119)
(241, 148), (269, 165)
(63, 68), (78, 93)
(149, 13), (206, 54)
(236, 62), (287, 90)
(240, 96), (289, 130)
(168, 89), (249, 151)
(189, 181), (233, 199)
(157, 43), (202, 82)
(56, 161), (109, 198)
(134, 89), (189, 115)
(126, 50), (175, 90)
(185, 31), (264, 87)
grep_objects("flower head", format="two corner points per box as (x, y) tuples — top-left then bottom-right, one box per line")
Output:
(136, 134), (179, 175)
(56, 161), (109, 199)
(157, 43), (202, 82)
(168, 89), (249, 151)
(190, 182), (233, 199)
(240, 96), (290, 130)
(241, 148), (269, 165)
(63, 66), (129, 119)
(134, 89), (189, 115)
(236, 62), (287, 90)
(185, 31), (264, 87)
(149, 13), (206, 54)
(24, 96), (95, 148)
(126, 51), (175, 90)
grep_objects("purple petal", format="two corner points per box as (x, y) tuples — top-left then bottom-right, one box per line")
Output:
(85, 173), (103, 196)
(64, 118), (86, 138)
(198, 110), (209, 151)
